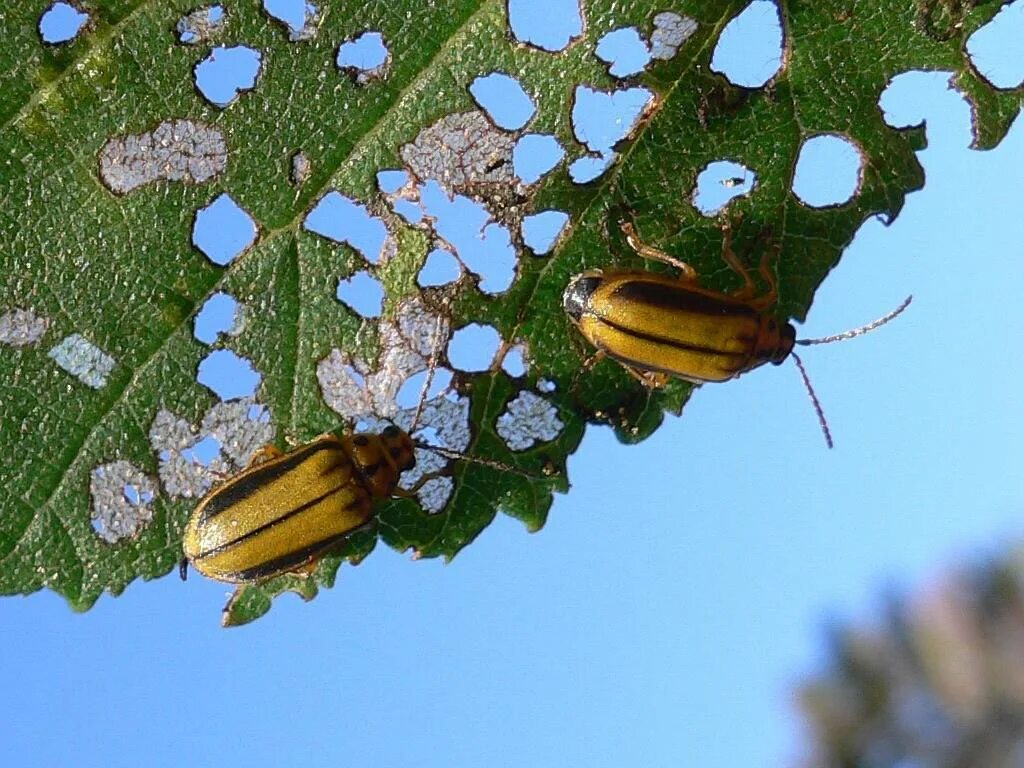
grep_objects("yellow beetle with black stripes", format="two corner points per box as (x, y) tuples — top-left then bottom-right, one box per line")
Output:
(182, 426), (414, 583)
(563, 220), (910, 446)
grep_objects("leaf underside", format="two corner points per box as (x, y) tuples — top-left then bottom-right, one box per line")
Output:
(0, 0), (1019, 625)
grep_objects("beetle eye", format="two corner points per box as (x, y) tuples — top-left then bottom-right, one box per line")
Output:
(382, 425), (400, 439)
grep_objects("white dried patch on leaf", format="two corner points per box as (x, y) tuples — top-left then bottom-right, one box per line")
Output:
(89, 461), (157, 543)
(0, 308), (49, 347)
(48, 334), (114, 388)
(176, 5), (225, 45)
(318, 297), (450, 422)
(148, 399), (274, 499)
(149, 410), (228, 499)
(200, 399), (275, 466)
(400, 111), (516, 191)
(316, 350), (377, 419)
(98, 119), (227, 195)
(496, 391), (564, 451)
(415, 476), (455, 514)
(650, 12), (698, 60)
(291, 150), (311, 186)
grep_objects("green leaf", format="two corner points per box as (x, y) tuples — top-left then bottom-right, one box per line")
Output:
(1, 1), (1020, 626)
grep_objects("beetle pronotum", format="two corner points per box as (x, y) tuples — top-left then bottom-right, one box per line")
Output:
(562, 219), (911, 447)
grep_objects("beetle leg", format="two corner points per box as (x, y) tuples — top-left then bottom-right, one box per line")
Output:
(719, 217), (759, 300)
(622, 364), (670, 389)
(621, 221), (698, 281)
(289, 558), (320, 578)
(747, 244), (779, 311)
(245, 444), (285, 467)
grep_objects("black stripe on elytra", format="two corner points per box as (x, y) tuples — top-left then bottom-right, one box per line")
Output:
(215, 526), (371, 582)
(608, 279), (759, 322)
(195, 483), (348, 560)
(199, 441), (341, 523)
(598, 314), (748, 361)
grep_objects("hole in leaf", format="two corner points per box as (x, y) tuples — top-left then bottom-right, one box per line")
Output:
(878, 70), (973, 152)
(177, 5), (225, 45)
(447, 324), (502, 372)
(376, 169), (410, 194)
(650, 11), (698, 60)
(469, 72), (536, 130)
(419, 180), (516, 294)
(0, 308), (49, 347)
(537, 378), (556, 393)
(595, 27), (652, 78)
(264, 0), (318, 41)
(569, 153), (615, 183)
(336, 270), (385, 318)
(521, 210), (569, 255)
(513, 133), (565, 184)
(193, 193), (258, 266)
(337, 31), (390, 84)
(966, 1), (1024, 89)
(710, 1), (784, 88)
(39, 2), (88, 44)
(507, 0), (583, 52)
(48, 334), (115, 389)
(99, 120), (228, 195)
(496, 391), (564, 451)
(791, 135), (863, 207)
(194, 292), (242, 345)
(180, 435), (223, 467)
(692, 160), (756, 216)
(197, 349), (261, 400)
(194, 45), (262, 107)
(395, 367), (454, 409)
(304, 191), (389, 264)
(501, 345), (527, 377)
(571, 85), (655, 155)
(90, 461), (157, 543)
(417, 248), (461, 287)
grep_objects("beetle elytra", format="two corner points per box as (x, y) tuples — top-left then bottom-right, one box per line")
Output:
(563, 219), (911, 447)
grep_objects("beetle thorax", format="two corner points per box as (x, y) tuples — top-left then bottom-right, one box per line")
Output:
(343, 427), (416, 500)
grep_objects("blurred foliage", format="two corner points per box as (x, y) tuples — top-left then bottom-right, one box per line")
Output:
(798, 548), (1024, 767)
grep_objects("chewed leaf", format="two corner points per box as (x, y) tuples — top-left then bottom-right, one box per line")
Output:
(0, 0), (1019, 625)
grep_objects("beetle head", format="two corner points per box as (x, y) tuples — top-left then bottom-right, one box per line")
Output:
(563, 272), (604, 323)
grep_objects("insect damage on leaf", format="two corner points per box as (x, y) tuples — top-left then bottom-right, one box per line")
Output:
(176, 5), (225, 45)
(149, 400), (275, 500)
(98, 120), (228, 195)
(337, 31), (390, 84)
(0, 308), (49, 347)
(496, 390), (565, 452)
(263, 0), (320, 42)
(48, 334), (115, 389)
(192, 194), (259, 266)
(89, 461), (157, 543)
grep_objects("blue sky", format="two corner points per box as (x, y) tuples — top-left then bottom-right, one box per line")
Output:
(6, 4), (1024, 768)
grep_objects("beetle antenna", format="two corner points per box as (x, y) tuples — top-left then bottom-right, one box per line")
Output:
(791, 351), (833, 449)
(412, 439), (542, 480)
(797, 295), (912, 346)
